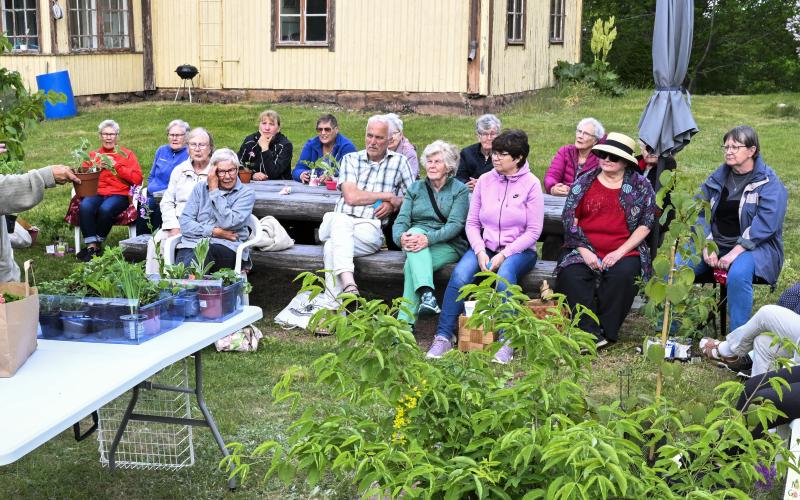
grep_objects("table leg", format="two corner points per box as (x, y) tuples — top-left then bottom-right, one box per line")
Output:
(106, 351), (237, 490)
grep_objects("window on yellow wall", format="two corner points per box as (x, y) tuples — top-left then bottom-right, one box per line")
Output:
(273, 0), (334, 49)
(549, 0), (565, 44)
(506, 0), (525, 46)
(68, 0), (132, 51)
(1, 0), (39, 52)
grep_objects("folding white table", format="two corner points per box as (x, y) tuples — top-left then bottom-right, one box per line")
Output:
(0, 306), (262, 488)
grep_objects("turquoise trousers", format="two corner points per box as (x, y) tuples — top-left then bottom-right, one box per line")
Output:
(398, 227), (462, 324)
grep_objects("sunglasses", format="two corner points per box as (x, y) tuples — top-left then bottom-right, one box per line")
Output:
(594, 151), (622, 162)
(316, 126), (334, 133)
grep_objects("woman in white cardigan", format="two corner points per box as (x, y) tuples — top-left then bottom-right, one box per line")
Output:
(145, 128), (214, 274)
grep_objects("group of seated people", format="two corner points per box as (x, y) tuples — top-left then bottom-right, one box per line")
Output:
(73, 113), (788, 369)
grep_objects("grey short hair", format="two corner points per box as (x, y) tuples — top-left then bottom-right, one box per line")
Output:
(421, 140), (459, 177)
(577, 117), (605, 140)
(209, 148), (240, 169)
(98, 119), (120, 134)
(723, 125), (760, 157)
(384, 112), (403, 135)
(366, 114), (391, 134)
(166, 119), (190, 134)
(186, 127), (214, 152)
(476, 114), (501, 135)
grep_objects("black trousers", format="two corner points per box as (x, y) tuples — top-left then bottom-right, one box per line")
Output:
(737, 366), (800, 439)
(555, 255), (640, 342)
(176, 244), (238, 273)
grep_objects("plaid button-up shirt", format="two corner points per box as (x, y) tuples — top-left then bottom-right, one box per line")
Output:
(335, 149), (414, 220)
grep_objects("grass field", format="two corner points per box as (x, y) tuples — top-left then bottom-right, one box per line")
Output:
(2, 87), (799, 498)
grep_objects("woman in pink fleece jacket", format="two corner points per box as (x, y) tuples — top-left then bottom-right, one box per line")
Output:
(544, 117), (605, 196)
(426, 129), (544, 364)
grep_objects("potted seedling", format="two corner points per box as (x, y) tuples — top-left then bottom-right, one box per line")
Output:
(239, 156), (254, 184)
(70, 138), (121, 197)
(112, 257), (161, 340)
(302, 154), (339, 189)
(210, 268), (251, 316)
(187, 239), (225, 319)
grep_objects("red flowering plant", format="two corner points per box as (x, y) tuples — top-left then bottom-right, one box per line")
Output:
(70, 138), (121, 175)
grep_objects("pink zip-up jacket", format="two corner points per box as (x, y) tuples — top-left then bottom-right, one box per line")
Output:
(543, 144), (600, 193)
(466, 162), (544, 257)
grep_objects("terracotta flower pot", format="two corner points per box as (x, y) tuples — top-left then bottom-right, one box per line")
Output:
(325, 179), (338, 190)
(238, 170), (253, 183)
(73, 171), (101, 197)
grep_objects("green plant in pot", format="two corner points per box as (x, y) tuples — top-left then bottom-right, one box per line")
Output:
(188, 239), (226, 319)
(112, 257), (160, 340)
(210, 268), (251, 315)
(69, 137), (124, 198)
(302, 154), (339, 189)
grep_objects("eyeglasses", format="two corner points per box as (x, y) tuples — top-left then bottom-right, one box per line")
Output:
(491, 151), (511, 158)
(721, 144), (750, 153)
(316, 126), (334, 133)
(188, 142), (209, 150)
(478, 131), (499, 139)
(575, 128), (594, 137)
(168, 133), (185, 138)
(216, 168), (238, 177)
(100, 132), (118, 137)
(594, 151), (622, 162)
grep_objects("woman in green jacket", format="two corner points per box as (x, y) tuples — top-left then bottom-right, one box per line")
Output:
(392, 140), (470, 327)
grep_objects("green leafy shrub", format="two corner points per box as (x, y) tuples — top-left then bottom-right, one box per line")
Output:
(554, 17), (624, 97)
(225, 272), (789, 498)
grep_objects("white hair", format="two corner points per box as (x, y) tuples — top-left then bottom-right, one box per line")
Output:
(421, 140), (459, 177)
(209, 148), (240, 168)
(476, 114), (501, 134)
(98, 119), (120, 134)
(577, 117), (605, 140)
(166, 119), (190, 134)
(366, 114), (391, 133)
(384, 112), (403, 135)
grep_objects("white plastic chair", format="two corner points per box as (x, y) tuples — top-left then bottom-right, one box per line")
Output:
(162, 214), (263, 304)
(72, 187), (144, 254)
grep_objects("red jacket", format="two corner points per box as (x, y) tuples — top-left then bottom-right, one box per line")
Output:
(87, 146), (143, 196)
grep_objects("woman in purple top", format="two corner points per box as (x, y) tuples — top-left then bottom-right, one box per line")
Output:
(426, 129), (544, 364)
(544, 117), (605, 195)
(386, 113), (419, 178)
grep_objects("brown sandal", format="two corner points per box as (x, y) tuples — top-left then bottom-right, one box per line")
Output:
(700, 338), (740, 366)
(341, 284), (360, 296)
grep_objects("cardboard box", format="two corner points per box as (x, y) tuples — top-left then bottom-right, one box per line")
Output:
(456, 299), (562, 352)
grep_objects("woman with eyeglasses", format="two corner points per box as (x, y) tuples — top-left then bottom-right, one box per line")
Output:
(137, 119), (190, 234)
(145, 128), (215, 274)
(177, 148), (255, 272)
(555, 132), (656, 349)
(292, 113), (356, 183)
(691, 125), (787, 333)
(544, 117), (605, 196)
(237, 109), (293, 180)
(426, 129), (544, 364)
(76, 119), (143, 262)
(455, 114), (502, 192)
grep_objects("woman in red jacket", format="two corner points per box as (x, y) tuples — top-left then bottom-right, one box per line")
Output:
(77, 120), (143, 262)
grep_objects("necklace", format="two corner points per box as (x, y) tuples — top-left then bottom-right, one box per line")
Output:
(729, 172), (749, 194)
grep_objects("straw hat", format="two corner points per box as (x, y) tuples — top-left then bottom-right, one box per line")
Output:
(591, 132), (639, 168)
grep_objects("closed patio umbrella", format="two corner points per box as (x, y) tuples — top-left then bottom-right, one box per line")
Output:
(638, 0), (699, 253)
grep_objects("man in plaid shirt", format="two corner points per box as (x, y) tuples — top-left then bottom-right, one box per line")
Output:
(318, 115), (415, 299)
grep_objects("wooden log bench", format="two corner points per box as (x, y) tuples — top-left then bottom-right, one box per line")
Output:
(120, 235), (558, 294)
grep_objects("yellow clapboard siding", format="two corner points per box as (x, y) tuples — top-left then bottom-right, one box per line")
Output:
(490, 0), (581, 95)
(0, 53), (143, 95)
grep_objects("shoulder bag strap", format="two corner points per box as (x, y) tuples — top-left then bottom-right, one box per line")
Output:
(424, 181), (448, 224)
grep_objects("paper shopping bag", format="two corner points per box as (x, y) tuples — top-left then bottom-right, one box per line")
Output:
(0, 261), (39, 377)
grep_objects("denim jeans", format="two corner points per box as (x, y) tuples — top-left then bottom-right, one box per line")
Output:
(176, 244), (239, 273)
(435, 248), (538, 340)
(692, 250), (755, 332)
(79, 194), (129, 244)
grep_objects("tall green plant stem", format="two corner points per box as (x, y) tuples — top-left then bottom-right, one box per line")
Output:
(649, 242), (678, 463)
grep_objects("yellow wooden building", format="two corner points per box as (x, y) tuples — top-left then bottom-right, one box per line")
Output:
(1, 0), (582, 110)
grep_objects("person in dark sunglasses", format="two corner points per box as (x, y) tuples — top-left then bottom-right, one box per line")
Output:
(555, 132), (656, 349)
(292, 113), (356, 183)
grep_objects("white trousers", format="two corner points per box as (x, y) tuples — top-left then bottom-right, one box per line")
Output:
(145, 231), (168, 275)
(726, 304), (800, 376)
(318, 212), (382, 297)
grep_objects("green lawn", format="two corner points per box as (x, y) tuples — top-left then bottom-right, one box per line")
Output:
(2, 88), (799, 498)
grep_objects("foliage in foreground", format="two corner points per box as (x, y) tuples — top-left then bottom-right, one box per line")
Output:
(226, 273), (791, 498)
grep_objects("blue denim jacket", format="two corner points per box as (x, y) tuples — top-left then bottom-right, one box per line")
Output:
(698, 155), (787, 286)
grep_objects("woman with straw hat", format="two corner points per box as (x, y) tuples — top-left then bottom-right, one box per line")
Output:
(555, 132), (656, 349)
